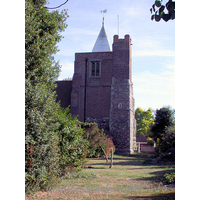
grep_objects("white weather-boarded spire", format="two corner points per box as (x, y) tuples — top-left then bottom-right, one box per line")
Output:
(92, 17), (111, 52)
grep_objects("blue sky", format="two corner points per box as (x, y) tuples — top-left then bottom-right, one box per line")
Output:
(47, 0), (175, 111)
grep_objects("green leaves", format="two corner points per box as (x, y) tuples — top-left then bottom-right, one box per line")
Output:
(150, 0), (175, 22)
(135, 108), (154, 138)
(155, 0), (162, 8)
(150, 106), (175, 153)
(57, 107), (88, 169)
(25, 0), (70, 192)
(25, 0), (67, 85)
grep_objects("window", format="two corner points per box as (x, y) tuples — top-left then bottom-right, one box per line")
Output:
(90, 61), (101, 77)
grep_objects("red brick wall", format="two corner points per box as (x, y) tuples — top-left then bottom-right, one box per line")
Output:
(55, 81), (72, 109)
(112, 35), (132, 80)
(71, 52), (113, 126)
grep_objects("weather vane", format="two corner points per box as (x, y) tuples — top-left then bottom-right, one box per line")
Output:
(100, 9), (107, 27)
(100, 9), (107, 17)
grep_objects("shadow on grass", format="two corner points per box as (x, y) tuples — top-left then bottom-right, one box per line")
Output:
(134, 169), (175, 182)
(123, 192), (175, 199)
(86, 153), (151, 167)
(86, 154), (175, 171)
(87, 160), (144, 167)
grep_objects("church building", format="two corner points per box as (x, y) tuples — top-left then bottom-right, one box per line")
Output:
(56, 18), (137, 154)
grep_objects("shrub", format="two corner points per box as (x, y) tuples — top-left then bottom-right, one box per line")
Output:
(147, 137), (154, 146)
(80, 123), (115, 158)
(164, 172), (175, 184)
(56, 107), (88, 173)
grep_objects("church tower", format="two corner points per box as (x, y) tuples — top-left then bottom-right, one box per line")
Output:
(110, 35), (136, 154)
(69, 18), (137, 154)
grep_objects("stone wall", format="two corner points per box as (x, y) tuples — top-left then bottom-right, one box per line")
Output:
(110, 35), (137, 154)
(85, 117), (109, 133)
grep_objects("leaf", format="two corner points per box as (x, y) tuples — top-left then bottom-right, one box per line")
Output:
(152, 4), (156, 12)
(170, 10), (175, 20)
(155, 14), (161, 22)
(159, 5), (165, 13)
(150, 8), (153, 14)
(151, 15), (155, 21)
(166, 0), (174, 12)
(162, 13), (171, 22)
(155, 0), (162, 8)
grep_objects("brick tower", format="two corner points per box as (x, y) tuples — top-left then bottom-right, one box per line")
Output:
(110, 35), (136, 154)
(62, 19), (137, 154)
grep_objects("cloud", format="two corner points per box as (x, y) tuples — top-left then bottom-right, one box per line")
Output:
(58, 61), (74, 80)
(133, 64), (175, 96)
(132, 50), (175, 57)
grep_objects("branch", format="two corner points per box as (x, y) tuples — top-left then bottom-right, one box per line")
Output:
(99, 143), (108, 162)
(46, 0), (69, 9)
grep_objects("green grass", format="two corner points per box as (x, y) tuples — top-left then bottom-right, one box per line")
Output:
(26, 153), (175, 200)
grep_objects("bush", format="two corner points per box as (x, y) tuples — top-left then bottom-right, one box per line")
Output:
(56, 107), (88, 173)
(147, 137), (154, 146)
(80, 123), (115, 158)
(25, 82), (61, 192)
(164, 172), (175, 184)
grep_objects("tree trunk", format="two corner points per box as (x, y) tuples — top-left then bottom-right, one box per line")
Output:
(99, 143), (108, 162)
(110, 148), (113, 168)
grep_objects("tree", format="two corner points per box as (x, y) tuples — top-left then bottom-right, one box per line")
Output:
(150, 106), (175, 153)
(150, 0), (175, 22)
(135, 108), (154, 138)
(80, 123), (115, 161)
(25, 0), (84, 192)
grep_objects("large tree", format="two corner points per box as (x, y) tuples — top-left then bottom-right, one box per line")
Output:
(135, 108), (154, 138)
(150, 106), (175, 153)
(25, 0), (69, 191)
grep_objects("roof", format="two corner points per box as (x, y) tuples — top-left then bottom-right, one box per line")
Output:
(136, 134), (147, 143)
(92, 18), (111, 52)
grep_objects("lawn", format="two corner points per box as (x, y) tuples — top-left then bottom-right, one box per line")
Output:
(26, 153), (175, 200)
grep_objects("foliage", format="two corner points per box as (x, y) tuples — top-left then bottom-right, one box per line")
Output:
(157, 126), (175, 153)
(104, 137), (115, 156)
(25, 0), (68, 85)
(147, 137), (154, 146)
(56, 107), (88, 172)
(80, 123), (115, 158)
(143, 150), (175, 165)
(150, 106), (175, 153)
(135, 108), (154, 138)
(25, 0), (67, 191)
(164, 172), (175, 184)
(25, 0), (87, 193)
(150, 0), (175, 22)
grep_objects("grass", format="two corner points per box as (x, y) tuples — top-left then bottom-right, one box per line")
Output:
(26, 153), (175, 200)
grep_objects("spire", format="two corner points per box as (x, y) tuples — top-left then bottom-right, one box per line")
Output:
(102, 17), (104, 27)
(92, 18), (111, 52)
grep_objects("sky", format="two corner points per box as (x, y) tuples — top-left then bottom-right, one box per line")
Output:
(47, 0), (175, 111)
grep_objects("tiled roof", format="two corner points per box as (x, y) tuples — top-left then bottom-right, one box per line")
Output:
(136, 134), (147, 143)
